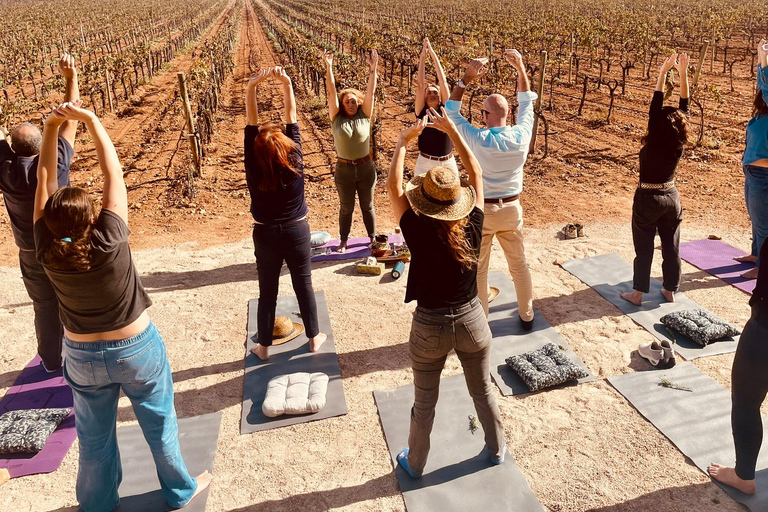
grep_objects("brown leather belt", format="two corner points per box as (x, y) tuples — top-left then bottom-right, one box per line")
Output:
(419, 151), (454, 162)
(484, 194), (520, 204)
(337, 154), (372, 165)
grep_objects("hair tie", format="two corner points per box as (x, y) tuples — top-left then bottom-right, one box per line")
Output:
(60, 237), (72, 243)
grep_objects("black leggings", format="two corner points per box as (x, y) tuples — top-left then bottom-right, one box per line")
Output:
(253, 219), (319, 346)
(732, 303), (768, 480)
(631, 188), (682, 293)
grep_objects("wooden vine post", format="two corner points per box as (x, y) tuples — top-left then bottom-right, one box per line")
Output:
(105, 69), (114, 112)
(177, 72), (201, 176)
(693, 40), (709, 87)
(529, 50), (547, 154)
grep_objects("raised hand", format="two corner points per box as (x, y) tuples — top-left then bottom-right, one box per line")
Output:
(504, 49), (524, 70)
(462, 58), (489, 84)
(247, 68), (271, 88)
(759, 39), (768, 66)
(46, 100), (90, 126)
(59, 54), (77, 79)
(367, 49), (379, 72)
(674, 53), (690, 74)
(400, 116), (428, 142)
(426, 106), (456, 134)
(660, 53), (677, 73)
(271, 66), (291, 84)
(322, 50), (334, 69)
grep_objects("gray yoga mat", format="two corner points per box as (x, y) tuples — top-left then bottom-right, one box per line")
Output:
(487, 271), (595, 396)
(114, 412), (221, 512)
(561, 253), (740, 360)
(374, 374), (544, 512)
(241, 291), (347, 434)
(608, 364), (768, 512)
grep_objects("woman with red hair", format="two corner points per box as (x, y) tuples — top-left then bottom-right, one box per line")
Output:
(245, 67), (326, 360)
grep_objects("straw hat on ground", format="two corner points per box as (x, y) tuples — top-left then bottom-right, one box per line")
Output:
(269, 316), (304, 345)
(405, 166), (476, 221)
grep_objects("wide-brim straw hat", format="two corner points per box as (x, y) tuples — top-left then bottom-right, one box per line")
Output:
(271, 316), (305, 345)
(405, 166), (476, 221)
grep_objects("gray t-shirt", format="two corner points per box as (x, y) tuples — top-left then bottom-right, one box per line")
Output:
(34, 209), (152, 334)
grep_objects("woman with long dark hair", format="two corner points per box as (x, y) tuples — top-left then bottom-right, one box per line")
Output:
(620, 52), (689, 308)
(33, 102), (210, 512)
(322, 49), (378, 252)
(413, 37), (456, 176)
(386, 108), (506, 478)
(245, 67), (326, 360)
(734, 39), (768, 279)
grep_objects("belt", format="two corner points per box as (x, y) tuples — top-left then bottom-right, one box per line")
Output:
(419, 151), (454, 162)
(484, 194), (520, 204)
(639, 180), (675, 190)
(337, 154), (372, 165)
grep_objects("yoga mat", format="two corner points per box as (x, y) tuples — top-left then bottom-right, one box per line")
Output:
(561, 253), (739, 360)
(680, 239), (756, 295)
(608, 364), (768, 512)
(0, 356), (76, 478)
(487, 271), (595, 396)
(374, 374), (544, 512)
(311, 235), (404, 262)
(114, 412), (221, 512)
(241, 291), (347, 433)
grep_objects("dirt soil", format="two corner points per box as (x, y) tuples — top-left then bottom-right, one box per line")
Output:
(0, 3), (764, 512)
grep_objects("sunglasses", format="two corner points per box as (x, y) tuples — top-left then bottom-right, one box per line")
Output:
(481, 109), (490, 115)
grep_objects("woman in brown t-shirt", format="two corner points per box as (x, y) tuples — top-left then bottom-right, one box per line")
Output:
(33, 102), (211, 512)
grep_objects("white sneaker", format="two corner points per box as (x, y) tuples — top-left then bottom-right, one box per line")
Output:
(660, 340), (676, 368)
(638, 342), (664, 367)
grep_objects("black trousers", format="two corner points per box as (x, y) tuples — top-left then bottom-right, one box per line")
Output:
(732, 302), (768, 480)
(631, 188), (682, 293)
(252, 219), (319, 346)
(18, 249), (63, 370)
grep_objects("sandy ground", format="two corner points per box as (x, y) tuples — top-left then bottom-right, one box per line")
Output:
(1, 215), (764, 512)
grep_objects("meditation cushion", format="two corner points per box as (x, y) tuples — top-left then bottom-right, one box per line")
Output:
(506, 343), (589, 392)
(310, 231), (331, 248)
(660, 309), (741, 346)
(0, 408), (71, 454)
(262, 372), (329, 418)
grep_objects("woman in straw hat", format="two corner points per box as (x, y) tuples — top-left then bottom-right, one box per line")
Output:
(245, 67), (326, 360)
(386, 107), (506, 478)
(33, 102), (211, 512)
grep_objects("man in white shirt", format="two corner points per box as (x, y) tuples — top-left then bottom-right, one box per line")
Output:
(444, 50), (537, 329)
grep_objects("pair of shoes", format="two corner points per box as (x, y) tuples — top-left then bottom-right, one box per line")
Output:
(562, 224), (578, 239)
(491, 444), (507, 465)
(573, 223), (585, 237)
(637, 340), (676, 368)
(519, 315), (534, 332)
(397, 448), (422, 479)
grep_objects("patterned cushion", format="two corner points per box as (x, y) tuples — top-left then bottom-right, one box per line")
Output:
(506, 343), (589, 392)
(262, 372), (329, 418)
(660, 309), (741, 346)
(0, 408), (71, 454)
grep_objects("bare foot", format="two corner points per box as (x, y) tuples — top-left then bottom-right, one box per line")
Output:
(337, 241), (348, 253)
(735, 254), (758, 264)
(309, 332), (327, 352)
(708, 463), (756, 495)
(661, 289), (675, 302)
(180, 471), (213, 508)
(620, 290), (643, 306)
(251, 344), (269, 361)
(741, 267), (760, 280)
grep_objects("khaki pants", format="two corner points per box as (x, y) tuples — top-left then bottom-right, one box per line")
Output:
(477, 200), (534, 321)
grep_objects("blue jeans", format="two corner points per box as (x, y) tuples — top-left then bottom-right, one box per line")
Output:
(744, 164), (768, 265)
(63, 322), (196, 512)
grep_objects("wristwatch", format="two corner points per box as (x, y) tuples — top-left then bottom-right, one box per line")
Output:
(457, 79), (467, 88)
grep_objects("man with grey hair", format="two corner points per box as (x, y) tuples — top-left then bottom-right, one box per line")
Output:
(0, 54), (80, 371)
(444, 49), (537, 330)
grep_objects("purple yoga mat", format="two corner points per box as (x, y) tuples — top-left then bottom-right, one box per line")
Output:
(0, 356), (76, 478)
(311, 235), (404, 262)
(680, 239), (756, 295)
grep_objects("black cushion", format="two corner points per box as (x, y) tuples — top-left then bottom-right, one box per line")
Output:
(0, 408), (71, 454)
(660, 309), (740, 347)
(506, 343), (589, 392)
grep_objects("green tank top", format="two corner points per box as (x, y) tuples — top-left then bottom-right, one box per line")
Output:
(332, 109), (371, 160)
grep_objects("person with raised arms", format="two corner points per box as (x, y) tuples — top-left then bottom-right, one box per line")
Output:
(33, 102), (210, 512)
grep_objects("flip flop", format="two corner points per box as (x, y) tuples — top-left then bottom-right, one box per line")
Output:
(397, 448), (421, 479)
(488, 286), (500, 303)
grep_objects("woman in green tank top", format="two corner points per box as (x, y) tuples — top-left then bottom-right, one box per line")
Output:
(323, 49), (379, 252)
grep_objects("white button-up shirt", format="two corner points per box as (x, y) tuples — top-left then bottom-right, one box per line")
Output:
(445, 90), (538, 198)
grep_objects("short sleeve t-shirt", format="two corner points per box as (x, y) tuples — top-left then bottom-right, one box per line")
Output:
(34, 209), (152, 334)
(331, 110), (371, 160)
(0, 137), (73, 250)
(399, 206), (484, 309)
(416, 105), (453, 158)
(244, 123), (308, 224)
